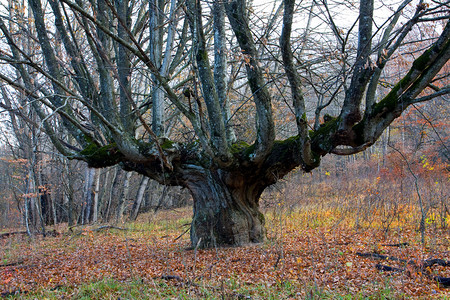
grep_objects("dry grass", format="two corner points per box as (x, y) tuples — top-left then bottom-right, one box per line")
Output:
(1, 173), (449, 299)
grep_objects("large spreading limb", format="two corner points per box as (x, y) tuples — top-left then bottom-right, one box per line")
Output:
(213, 1), (236, 144)
(185, 0), (231, 165)
(357, 20), (450, 147)
(365, 0), (425, 117)
(225, 0), (275, 164)
(310, 18), (450, 155)
(280, 0), (316, 169)
(312, 20), (450, 155)
(114, 0), (135, 133)
(48, 0), (98, 108)
(28, 0), (96, 147)
(338, 0), (374, 136)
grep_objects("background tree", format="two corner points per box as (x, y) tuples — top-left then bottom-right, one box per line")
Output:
(0, 0), (448, 247)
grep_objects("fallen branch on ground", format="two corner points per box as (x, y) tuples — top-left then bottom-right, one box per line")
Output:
(68, 225), (129, 240)
(381, 242), (409, 247)
(375, 263), (404, 272)
(157, 275), (183, 281)
(0, 260), (24, 267)
(93, 225), (129, 232)
(356, 252), (413, 264)
(357, 252), (450, 287)
(0, 231), (28, 238)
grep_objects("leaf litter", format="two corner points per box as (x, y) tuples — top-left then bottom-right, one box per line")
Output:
(1, 207), (449, 298)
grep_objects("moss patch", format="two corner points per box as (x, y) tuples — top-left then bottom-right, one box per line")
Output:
(80, 142), (124, 168)
(230, 141), (251, 154)
(309, 117), (339, 154)
(370, 43), (440, 118)
(310, 117), (339, 139)
(370, 84), (401, 117)
(161, 139), (175, 149)
(271, 136), (300, 158)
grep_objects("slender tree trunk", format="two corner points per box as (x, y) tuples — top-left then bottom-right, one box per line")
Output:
(35, 162), (47, 233)
(83, 167), (95, 224)
(65, 190), (73, 226)
(142, 180), (156, 211)
(116, 171), (131, 223)
(92, 169), (101, 223)
(28, 141), (46, 236)
(28, 174), (37, 229)
(149, 0), (165, 136)
(154, 186), (168, 212)
(51, 187), (57, 226)
(24, 195), (31, 237)
(213, 1), (236, 143)
(34, 195), (46, 237)
(105, 166), (120, 222)
(130, 176), (149, 221)
(98, 167), (111, 220)
(65, 173), (75, 226)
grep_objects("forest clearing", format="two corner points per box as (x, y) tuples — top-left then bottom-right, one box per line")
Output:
(0, 0), (449, 298)
(1, 168), (449, 299)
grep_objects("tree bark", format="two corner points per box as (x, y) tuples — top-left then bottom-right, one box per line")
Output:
(105, 166), (120, 222)
(186, 169), (266, 248)
(82, 167), (95, 224)
(63, 160), (75, 226)
(98, 167), (111, 220)
(129, 176), (149, 220)
(213, 1), (235, 144)
(50, 184), (58, 226)
(92, 169), (101, 223)
(116, 171), (131, 223)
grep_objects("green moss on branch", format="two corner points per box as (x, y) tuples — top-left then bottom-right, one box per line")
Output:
(80, 142), (124, 168)
(161, 139), (175, 149)
(309, 117), (339, 154)
(230, 141), (250, 154)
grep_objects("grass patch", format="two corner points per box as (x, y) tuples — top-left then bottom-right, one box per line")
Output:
(4, 277), (409, 299)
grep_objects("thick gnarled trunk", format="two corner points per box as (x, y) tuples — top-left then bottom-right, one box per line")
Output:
(185, 169), (266, 248)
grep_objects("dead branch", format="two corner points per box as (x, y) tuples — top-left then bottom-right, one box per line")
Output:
(357, 252), (450, 287)
(157, 275), (183, 281)
(93, 225), (129, 232)
(0, 260), (24, 267)
(381, 242), (409, 247)
(356, 252), (413, 264)
(0, 231), (28, 238)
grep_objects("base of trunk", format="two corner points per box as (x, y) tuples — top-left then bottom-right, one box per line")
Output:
(186, 170), (266, 248)
(190, 202), (266, 248)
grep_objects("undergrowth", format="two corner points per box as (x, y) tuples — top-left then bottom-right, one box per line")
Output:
(1, 172), (449, 299)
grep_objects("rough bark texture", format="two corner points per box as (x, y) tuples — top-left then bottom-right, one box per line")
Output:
(186, 169), (266, 248)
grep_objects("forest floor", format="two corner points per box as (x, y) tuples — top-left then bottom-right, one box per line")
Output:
(1, 203), (450, 299)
